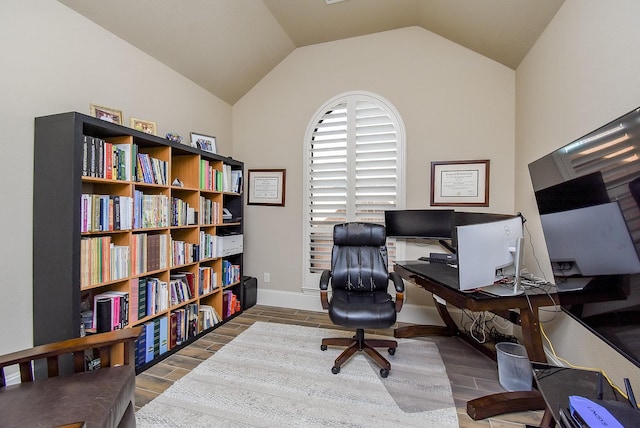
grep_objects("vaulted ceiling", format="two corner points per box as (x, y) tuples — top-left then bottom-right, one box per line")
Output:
(58, 0), (564, 104)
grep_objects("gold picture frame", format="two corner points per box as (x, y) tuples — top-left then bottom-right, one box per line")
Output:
(430, 160), (490, 207)
(130, 117), (157, 135)
(90, 104), (123, 125)
(247, 169), (286, 206)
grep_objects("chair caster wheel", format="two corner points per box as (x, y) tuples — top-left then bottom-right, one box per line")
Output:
(321, 344), (327, 351)
(388, 347), (396, 355)
(380, 368), (389, 378)
(332, 366), (340, 375)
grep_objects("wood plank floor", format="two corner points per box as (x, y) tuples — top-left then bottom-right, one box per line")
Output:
(135, 305), (544, 427)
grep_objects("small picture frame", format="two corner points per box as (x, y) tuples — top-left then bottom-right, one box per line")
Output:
(90, 104), (123, 125)
(130, 117), (157, 135)
(190, 132), (217, 153)
(247, 169), (286, 206)
(431, 160), (490, 207)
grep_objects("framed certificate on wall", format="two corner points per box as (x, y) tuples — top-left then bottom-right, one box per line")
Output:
(431, 160), (489, 207)
(247, 169), (286, 206)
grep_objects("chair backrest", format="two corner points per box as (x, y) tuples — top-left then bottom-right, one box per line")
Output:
(330, 222), (390, 292)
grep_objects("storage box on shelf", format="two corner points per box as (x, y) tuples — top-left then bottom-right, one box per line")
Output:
(33, 112), (244, 373)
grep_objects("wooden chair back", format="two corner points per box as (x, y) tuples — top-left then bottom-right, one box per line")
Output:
(0, 327), (142, 387)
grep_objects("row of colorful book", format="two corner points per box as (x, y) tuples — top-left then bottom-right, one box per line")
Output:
(131, 233), (168, 275)
(222, 260), (241, 286)
(80, 236), (130, 287)
(136, 152), (167, 185)
(81, 194), (134, 232)
(82, 135), (133, 181)
(92, 291), (129, 333)
(171, 196), (198, 226)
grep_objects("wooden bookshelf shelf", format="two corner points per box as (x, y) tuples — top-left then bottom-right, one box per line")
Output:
(33, 112), (244, 372)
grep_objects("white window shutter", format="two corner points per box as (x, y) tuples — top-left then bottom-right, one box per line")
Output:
(304, 93), (405, 286)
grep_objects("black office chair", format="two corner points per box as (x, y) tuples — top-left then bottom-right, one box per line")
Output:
(319, 222), (405, 378)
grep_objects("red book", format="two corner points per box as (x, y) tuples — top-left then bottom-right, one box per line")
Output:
(169, 311), (177, 349)
(104, 142), (113, 179)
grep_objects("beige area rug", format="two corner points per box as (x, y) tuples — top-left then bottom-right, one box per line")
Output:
(135, 322), (458, 427)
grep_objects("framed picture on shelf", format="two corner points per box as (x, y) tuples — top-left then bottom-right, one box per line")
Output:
(190, 132), (217, 153)
(247, 169), (286, 206)
(130, 117), (157, 135)
(90, 104), (123, 125)
(430, 159), (490, 207)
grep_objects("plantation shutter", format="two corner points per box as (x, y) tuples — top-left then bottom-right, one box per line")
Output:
(305, 93), (404, 284)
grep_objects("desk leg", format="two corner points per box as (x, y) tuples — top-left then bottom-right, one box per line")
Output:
(540, 408), (555, 428)
(394, 295), (458, 338)
(519, 307), (547, 363)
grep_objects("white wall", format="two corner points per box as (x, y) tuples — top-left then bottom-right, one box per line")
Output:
(0, 0), (232, 355)
(233, 27), (515, 315)
(516, 0), (640, 389)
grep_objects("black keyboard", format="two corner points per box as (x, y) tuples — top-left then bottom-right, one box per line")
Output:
(418, 255), (457, 264)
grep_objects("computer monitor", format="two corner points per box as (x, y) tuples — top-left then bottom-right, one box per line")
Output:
(540, 201), (640, 277)
(451, 211), (515, 251)
(456, 216), (524, 294)
(384, 209), (454, 240)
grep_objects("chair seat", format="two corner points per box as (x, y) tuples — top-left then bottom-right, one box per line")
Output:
(329, 289), (396, 329)
(0, 365), (135, 428)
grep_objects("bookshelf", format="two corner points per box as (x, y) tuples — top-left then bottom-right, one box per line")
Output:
(33, 112), (244, 371)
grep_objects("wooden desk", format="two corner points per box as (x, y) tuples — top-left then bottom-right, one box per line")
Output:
(394, 261), (556, 420)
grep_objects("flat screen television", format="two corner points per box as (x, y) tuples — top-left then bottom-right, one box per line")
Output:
(528, 105), (640, 367)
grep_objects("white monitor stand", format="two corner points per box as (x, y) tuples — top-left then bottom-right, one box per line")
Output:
(481, 237), (525, 297)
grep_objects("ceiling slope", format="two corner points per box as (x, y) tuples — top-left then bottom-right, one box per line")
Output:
(59, 0), (564, 104)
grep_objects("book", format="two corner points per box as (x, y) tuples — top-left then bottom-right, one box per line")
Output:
(137, 278), (148, 320)
(112, 142), (132, 181)
(153, 318), (161, 358)
(169, 311), (177, 349)
(144, 321), (155, 363)
(82, 135), (90, 176)
(95, 297), (112, 333)
(135, 331), (147, 368)
(159, 316), (168, 354)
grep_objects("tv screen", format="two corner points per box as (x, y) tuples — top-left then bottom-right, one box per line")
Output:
(540, 202), (640, 277)
(528, 105), (640, 367)
(384, 209), (454, 240)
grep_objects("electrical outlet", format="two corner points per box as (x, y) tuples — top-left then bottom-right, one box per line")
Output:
(263, 272), (270, 283)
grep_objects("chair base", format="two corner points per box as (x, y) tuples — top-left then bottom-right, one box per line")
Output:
(321, 328), (397, 377)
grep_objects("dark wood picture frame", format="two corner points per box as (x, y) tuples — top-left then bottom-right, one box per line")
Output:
(247, 169), (286, 206)
(430, 160), (490, 207)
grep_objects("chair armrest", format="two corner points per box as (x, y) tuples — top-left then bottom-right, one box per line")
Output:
(389, 271), (404, 293)
(0, 327), (143, 385)
(319, 270), (331, 309)
(319, 270), (331, 291)
(0, 327), (143, 368)
(389, 271), (405, 312)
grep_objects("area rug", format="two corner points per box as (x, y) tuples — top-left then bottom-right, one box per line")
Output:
(135, 322), (458, 427)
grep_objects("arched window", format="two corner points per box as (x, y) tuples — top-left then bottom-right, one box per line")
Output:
(302, 92), (406, 289)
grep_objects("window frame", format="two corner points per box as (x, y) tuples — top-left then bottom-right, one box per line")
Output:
(301, 91), (406, 292)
